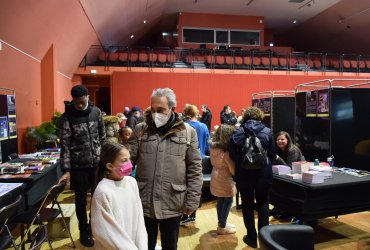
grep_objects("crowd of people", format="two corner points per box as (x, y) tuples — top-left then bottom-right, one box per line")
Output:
(58, 85), (305, 249)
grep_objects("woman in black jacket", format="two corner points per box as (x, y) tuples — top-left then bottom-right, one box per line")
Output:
(274, 131), (305, 167)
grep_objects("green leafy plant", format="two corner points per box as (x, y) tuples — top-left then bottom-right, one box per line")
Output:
(26, 111), (62, 150)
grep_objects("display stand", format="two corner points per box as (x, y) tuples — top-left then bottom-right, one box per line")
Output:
(251, 90), (295, 139)
(0, 87), (18, 163)
(295, 79), (370, 171)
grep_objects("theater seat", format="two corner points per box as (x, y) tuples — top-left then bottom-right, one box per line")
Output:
(259, 224), (314, 250)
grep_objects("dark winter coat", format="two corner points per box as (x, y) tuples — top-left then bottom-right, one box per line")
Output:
(59, 101), (106, 172)
(220, 112), (237, 125)
(200, 110), (212, 131)
(229, 119), (276, 187)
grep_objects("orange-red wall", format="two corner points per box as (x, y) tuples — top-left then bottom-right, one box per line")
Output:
(111, 71), (370, 128)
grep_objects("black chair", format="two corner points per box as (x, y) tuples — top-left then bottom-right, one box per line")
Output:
(29, 225), (48, 250)
(0, 195), (22, 250)
(14, 182), (76, 249)
(259, 224), (314, 250)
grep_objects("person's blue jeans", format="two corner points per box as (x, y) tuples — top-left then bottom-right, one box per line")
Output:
(216, 197), (233, 228)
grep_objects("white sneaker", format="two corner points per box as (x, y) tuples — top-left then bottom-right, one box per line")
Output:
(217, 225), (236, 235)
(226, 223), (236, 228)
(155, 244), (162, 250)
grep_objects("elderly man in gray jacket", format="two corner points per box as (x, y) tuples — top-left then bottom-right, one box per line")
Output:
(129, 88), (203, 250)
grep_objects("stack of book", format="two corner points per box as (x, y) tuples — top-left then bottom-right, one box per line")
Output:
(0, 162), (26, 174)
(309, 165), (333, 178)
(302, 171), (325, 184)
(272, 165), (291, 175)
(292, 161), (311, 174)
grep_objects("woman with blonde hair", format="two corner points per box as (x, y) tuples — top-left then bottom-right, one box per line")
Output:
(180, 104), (210, 225)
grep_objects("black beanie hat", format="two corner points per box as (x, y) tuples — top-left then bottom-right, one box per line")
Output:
(71, 85), (89, 98)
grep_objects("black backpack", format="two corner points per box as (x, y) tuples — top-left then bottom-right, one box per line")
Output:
(241, 127), (269, 170)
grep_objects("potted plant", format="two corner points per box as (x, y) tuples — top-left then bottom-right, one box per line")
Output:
(26, 112), (62, 150)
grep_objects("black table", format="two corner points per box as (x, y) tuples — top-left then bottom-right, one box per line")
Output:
(270, 172), (370, 222)
(0, 160), (62, 209)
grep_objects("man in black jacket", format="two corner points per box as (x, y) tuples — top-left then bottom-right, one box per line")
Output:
(58, 85), (106, 247)
(200, 104), (212, 132)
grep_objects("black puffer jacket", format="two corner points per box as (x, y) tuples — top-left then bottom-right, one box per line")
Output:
(59, 101), (106, 172)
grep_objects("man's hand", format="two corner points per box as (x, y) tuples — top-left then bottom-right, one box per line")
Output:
(58, 172), (70, 184)
(183, 209), (193, 216)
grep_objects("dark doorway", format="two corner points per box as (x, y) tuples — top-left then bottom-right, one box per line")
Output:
(82, 75), (111, 114)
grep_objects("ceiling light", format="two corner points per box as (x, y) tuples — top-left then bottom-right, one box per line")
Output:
(143, 20), (147, 24)
(293, 20), (297, 24)
(269, 43), (274, 47)
(130, 35), (134, 39)
(90, 69), (97, 74)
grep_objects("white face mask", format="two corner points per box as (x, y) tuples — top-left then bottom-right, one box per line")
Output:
(152, 112), (170, 128)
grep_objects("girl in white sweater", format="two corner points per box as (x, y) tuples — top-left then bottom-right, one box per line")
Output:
(91, 143), (147, 250)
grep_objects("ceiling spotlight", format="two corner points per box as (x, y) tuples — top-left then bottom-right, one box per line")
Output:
(269, 43), (274, 47)
(90, 69), (97, 74)
(143, 20), (147, 24)
(293, 20), (297, 24)
(130, 35), (134, 39)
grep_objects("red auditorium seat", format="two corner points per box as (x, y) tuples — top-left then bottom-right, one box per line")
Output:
(288, 57), (297, 68)
(225, 56), (233, 67)
(98, 52), (108, 62)
(206, 55), (214, 66)
(278, 56), (288, 68)
(271, 57), (278, 68)
(157, 53), (167, 64)
(215, 55), (225, 65)
(167, 53), (177, 63)
(118, 52), (128, 62)
(139, 51), (149, 63)
(261, 57), (270, 68)
(366, 60), (370, 69)
(358, 60), (366, 70)
(343, 60), (351, 69)
(129, 51), (139, 64)
(243, 56), (252, 67)
(109, 52), (118, 62)
(234, 56), (243, 66)
(253, 57), (261, 68)
(349, 60), (358, 69)
(313, 60), (322, 69)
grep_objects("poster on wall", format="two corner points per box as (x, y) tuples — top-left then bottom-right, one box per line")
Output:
(8, 116), (17, 138)
(252, 98), (271, 116)
(7, 95), (16, 116)
(317, 89), (329, 117)
(0, 116), (8, 140)
(306, 91), (318, 117)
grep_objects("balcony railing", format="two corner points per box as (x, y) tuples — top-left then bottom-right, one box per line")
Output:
(80, 45), (370, 73)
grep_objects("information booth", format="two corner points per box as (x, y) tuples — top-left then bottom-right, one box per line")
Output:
(295, 79), (370, 171)
(251, 91), (295, 139)
(0, 88), (18, 163)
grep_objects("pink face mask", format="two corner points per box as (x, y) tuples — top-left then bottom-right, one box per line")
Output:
(119, 161), (133, 176)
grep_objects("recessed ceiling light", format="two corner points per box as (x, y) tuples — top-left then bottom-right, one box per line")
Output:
(90, 69), (97, 74)
(130, 35), (134, 39)
(143, 20), (147, 24)
(293, 20), (297, 24)
(269, 43), (274, 47)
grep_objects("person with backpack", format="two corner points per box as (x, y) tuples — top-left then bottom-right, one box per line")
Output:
(229, 106), (276, 248)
